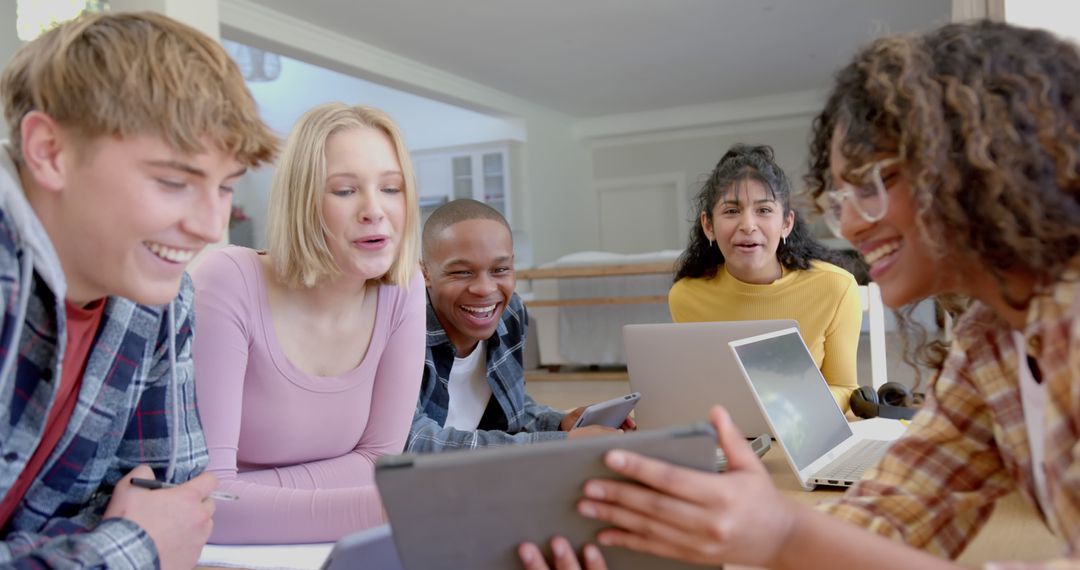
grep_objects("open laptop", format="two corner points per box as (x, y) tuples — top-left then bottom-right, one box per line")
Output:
(624, 320), (797, 435)
(729, 327), (897, 490)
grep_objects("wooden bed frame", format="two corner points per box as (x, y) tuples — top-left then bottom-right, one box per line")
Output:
(516, 260), (675, 307)
(517, 260), (676, 381)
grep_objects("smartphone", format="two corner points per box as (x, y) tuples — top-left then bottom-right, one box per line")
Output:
(572, 392), (642, 429)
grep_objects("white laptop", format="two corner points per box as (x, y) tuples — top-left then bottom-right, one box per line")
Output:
(729, 327), (898, 490)
(624, 320), (797, 436)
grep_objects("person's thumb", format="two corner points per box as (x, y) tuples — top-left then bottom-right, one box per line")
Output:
(710, 405), (764, 473)
(122, 464), (155, 483)
(181, 471), (220, 499)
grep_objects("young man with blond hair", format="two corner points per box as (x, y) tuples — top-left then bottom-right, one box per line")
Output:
(0, 11), (277, 569)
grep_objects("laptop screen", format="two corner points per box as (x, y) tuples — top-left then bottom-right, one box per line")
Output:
(732, 329), (853, 471)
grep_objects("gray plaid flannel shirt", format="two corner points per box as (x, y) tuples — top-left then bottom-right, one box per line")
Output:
(0, 146), (206, 569)
(407, 292), (566, 452)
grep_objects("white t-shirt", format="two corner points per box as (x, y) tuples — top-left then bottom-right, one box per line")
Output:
(1014, 332), (1051, 523)
(443, 340), (492, 431)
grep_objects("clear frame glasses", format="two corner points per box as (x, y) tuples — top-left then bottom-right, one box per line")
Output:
(815, 157), (900, 239)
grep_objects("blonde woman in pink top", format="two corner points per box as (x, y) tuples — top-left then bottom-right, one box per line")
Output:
(191, 103), (424, 544)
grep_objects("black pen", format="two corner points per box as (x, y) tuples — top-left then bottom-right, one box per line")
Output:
(130, 478), (239, 501)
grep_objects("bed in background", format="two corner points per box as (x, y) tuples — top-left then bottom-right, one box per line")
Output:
(518, 250), (681, 367)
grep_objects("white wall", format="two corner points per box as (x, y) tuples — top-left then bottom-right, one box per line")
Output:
(240, 47), (526, 151)
(232, 165), (274, 249)
(1004, 0), (1080, 43)
(591, 123), (812, 184)
(588, 118), (818, 253)
(0, 0), (23, 140)
(520, 116), (595, 263)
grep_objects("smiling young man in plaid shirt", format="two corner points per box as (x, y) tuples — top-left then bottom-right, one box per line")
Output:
(0, 12), (276, 569)
(407, 199), (630, 452)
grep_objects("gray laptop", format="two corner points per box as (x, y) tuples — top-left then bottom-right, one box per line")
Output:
(624, 320), (797, 435)
(729, 327), (897, 490)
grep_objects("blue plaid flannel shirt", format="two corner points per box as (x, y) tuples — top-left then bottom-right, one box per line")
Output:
(407, 292), (566, 452)
(0, 148), (206, 569)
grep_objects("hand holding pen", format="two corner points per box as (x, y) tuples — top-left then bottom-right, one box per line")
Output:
(103, 465), (219, 570)
(131, 477), (239, 501)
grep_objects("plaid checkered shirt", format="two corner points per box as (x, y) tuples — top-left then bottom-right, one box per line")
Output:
(407, 292), (567, 452)
(0, 146), (206, 569)
(819, 261), (1080, 568)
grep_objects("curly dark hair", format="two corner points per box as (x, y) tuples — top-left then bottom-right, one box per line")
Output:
(806, 20), (1080, 375)
(674, 143), (841, 281)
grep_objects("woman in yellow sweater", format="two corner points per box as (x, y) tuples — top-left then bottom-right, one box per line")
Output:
(668, 144), (861, 409)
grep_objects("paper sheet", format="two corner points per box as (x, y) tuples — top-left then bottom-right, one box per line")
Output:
(197, 542), (333, 570)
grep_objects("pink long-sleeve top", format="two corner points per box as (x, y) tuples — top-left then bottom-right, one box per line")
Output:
(190, 246), (425, 544)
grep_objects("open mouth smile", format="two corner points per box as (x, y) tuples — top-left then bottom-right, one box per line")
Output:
(863, 239), (902, 266)
(145, 241), (196, 264)
(460, 302), (500, 324)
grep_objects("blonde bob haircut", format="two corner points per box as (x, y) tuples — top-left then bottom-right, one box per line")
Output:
(1, 11), (277, 167)
(267, 103), (419, 289)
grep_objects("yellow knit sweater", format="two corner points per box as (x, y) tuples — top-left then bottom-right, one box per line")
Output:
(668, 260), (861, 411)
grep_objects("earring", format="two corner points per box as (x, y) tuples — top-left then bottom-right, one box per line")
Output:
(708, 239), (714, 249)
(781, 236), (786, 247)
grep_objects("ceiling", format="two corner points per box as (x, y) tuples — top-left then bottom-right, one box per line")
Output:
(246, 0), (951, 118)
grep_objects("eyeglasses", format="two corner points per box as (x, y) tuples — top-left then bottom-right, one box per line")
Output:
(815, 157), (901, 239)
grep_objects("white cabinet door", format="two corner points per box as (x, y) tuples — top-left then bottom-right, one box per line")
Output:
(414, 155), (451, 200)
(451, 155), (474, 201)
(411, 144), (513, 226)
(480, 152), (507, 219)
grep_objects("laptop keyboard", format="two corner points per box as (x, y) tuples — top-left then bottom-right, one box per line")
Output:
(814, 439), (890, 481)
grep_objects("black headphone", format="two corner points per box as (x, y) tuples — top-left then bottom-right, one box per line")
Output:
(849, 382), (917, 421)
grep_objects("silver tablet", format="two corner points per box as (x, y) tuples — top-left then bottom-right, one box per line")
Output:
(321, 523), (401, 570)
(375, 423), (718, 570)
(573, 392), (641, 428)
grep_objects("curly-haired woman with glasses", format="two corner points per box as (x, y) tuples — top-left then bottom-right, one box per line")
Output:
(669, 143), (862, 410)
(521, 19), (1079, 570)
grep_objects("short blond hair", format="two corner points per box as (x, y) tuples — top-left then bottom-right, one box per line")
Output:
(1, 11), (277, 167)
(267, 103), (419, 288)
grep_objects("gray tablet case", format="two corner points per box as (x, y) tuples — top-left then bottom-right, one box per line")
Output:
(376, 423), (719, 570)
(321, 523), (402, 570)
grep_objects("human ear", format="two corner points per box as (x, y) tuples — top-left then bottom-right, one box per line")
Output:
(18, 111), (70, 193)
(419, 260), (431, 288)
(782, 210), (795, 238)
(699, 210), (715, 241)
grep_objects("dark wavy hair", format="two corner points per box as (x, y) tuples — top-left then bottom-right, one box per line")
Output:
(675, 143), (841, 281)
(806, 20), (1080, 375)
